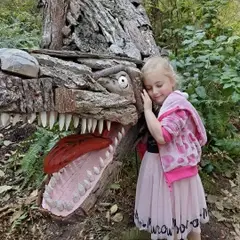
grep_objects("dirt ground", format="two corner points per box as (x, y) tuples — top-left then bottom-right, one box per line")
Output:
(0, 123), (239, 240)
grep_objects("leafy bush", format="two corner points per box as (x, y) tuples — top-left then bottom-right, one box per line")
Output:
(0, 0), (41, 48)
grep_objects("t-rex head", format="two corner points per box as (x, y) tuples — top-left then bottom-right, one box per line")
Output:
(0, 48), (144, 221)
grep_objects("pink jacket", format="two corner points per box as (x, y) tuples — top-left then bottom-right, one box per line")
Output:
(158, 91), (207, 186)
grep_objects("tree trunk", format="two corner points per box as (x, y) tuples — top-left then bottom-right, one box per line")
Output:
(40, 0), (159, 59)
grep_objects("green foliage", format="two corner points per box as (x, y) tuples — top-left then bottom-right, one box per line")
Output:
(144, 0), (240, 169)
(11, 127), (72, 188)
(218, 0), (240, 35)
(0, 0), (41, 48)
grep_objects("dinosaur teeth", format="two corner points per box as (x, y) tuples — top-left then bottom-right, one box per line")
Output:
(78, 183), (86, 196)
(56, 200), (64, 211)
(52, 172), (60, 181)
(98, 119), (104, 134)
(93, 166), (100, 175)
(45, 198), (56, 208)
(114, 137), (119, 146)
(81, 118), (87, 134)
(40, 112), (47, 127)
(59, 113), (65, 131)
(109, 144), (114, 153)
(49, 111), (57, 129)
(1, 113), (10, 127)
(121, 127), (125, 135)
(87, 118), (93, 132)
(73, 192), (81, 203)
(118, 132), (123, 141)
(64, 202), (74, 211)
(106, 120), (111, 131)
(73, 115), (80, 128)
(12, 114), (21, 126)
(87, 170), (95, 182)
(43, 191), (50, 199)
(28, 113), (36, 124)
(105, 151), (110, 159)
(65, 114), (72, 131)
(45, 185), (53, 195)
(49, 176), (57, 188)
(99, 157), (105, 168)
(84, 179), (91, 190)
(92, 119), (97, 132)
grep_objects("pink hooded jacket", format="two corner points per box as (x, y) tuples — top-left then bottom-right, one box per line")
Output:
(158, 91), (207, 187)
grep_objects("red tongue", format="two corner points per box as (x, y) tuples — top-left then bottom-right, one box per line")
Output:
(44, 133), (112, 174)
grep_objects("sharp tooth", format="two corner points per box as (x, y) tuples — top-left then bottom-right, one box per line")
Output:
(73, 116), (80, 128)
(59, 113), (65, 131)
(40, 112), (47, 127)
(98, 119), (104, 134)
(81, 118), (87, 134)
(73, 192), (81, 203)
(84, 179), (91, 190)
(118, 132), (123, 141)
(43, 191), (50, 199)
(99, 157), (105, 168)
(64, 202), (74, 211)
(45, 198), (56, 208)
(1, 113), (10, 127)
(56, 200), (64, 211)
(92, 119), (97, 132)
(93, 166), (100, 175)
(106, 121), (111, 131)
(65, 114), (72, 131)
(114, 137), (119, 146)
(27, 113), (36, 124)
(105, 151), (110, 159)
(53, 172), (60, 181)
(49, 111), (57, 130)
(12, 114), (21, 126)
(87, 118), (93, 132)
(45, 185), (53, 194)
(121, 127), (125, 135)
(78, 183), (86, 196)
(109, 144), (114, 153)
(49, 177), (57, 188)
(87, 170), (95, 182)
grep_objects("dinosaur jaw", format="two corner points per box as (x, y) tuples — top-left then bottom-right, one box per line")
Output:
(40, 124), (127, 218)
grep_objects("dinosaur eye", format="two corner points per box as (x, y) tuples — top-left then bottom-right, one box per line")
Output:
(118, 76), (129, 89)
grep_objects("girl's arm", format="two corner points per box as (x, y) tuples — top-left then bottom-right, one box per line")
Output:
(144, 109), (165, 144)
(141, 89), (166, 144)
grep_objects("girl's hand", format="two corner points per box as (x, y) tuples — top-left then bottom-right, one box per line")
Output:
(141, 89), (152, 111)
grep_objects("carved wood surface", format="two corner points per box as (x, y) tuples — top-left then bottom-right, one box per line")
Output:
(41, 0), (160, 59)
(41, 0), (70, 49)
(29, 49), (143, 64)
(0, 72), (54, 113)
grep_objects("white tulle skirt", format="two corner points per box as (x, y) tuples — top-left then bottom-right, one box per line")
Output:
(134, 152), (209, 240)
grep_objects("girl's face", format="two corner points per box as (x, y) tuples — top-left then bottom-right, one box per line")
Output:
(144, 67), (175, 105)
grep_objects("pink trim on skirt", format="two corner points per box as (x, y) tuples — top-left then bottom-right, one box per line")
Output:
(134, 152), (209, 240)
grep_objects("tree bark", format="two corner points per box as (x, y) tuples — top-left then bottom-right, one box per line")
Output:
(41, 0), (70, 49)
(41, 0), (160, 59)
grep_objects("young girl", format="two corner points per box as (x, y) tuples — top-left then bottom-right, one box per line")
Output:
(134, 56), (209, 240)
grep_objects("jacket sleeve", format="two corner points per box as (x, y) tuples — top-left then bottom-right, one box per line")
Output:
(159, 110), (189, 142)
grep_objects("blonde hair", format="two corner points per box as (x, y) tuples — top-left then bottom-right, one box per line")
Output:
(141, 56), (180, 89)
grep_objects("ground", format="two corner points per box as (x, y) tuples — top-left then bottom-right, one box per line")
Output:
(0, 123), (239, 240)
